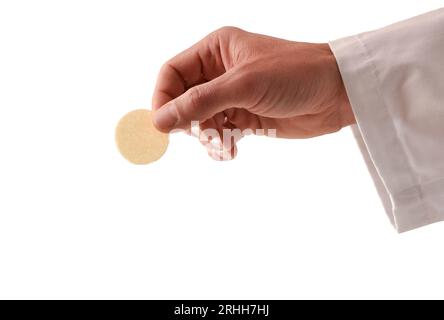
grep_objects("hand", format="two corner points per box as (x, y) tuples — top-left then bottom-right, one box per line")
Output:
(152, 27), (355, 160)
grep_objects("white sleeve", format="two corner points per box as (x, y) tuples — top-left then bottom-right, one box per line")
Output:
(329, 8), (444, 232)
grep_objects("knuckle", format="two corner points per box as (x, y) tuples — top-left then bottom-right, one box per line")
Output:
(160, 60), (171, 71)
(214, 26), (243, 37)
(185, 87), (205, 118)
(159, 61), (173, 76)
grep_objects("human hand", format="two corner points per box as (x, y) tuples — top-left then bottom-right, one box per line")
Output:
(152, 27), (355, 160)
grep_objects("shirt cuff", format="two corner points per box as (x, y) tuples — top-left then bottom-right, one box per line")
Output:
(329, 35), (443, 232)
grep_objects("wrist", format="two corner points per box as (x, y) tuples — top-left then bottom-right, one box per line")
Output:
(324, 43), (355, 128)
(337, 82), (356, 128)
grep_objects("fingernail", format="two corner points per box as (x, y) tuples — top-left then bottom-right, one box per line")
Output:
(153, 103), (178, 132)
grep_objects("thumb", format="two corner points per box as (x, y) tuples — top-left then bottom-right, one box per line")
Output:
(152, 71), (241, 132)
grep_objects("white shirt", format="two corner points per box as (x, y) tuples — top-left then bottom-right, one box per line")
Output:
(329, 8), (444, 232)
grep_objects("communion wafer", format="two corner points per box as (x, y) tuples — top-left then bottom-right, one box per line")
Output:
(115, 109), (169, 164)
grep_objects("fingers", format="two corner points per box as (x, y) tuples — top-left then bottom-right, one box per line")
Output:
(150, 27), (261, 160)
(224, 108), (263, 132)
(153, 70), (242, 132)
(151, 30), (228, 110)
(193, 113), (239, 161)
(207, 143), (237, 161)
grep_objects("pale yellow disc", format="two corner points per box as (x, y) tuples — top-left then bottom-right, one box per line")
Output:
(115, 109), (169, 164)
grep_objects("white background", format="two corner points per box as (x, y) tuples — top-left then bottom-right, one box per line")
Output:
(0, 0), (443, 299)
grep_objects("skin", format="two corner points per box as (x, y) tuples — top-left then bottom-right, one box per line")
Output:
(152, 27), (355, 160)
